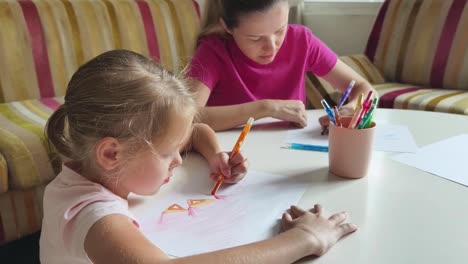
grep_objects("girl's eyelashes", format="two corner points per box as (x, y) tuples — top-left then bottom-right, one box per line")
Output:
(248, 37), (261, 42)
(247, 30), (284, 42)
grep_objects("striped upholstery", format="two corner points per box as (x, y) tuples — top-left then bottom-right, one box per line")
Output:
(0, 0), (201, 245)
(365, 0), (468, 90)
(0, 97), (63, 191)
(311, 54), (468, 115)
(306, 0), (468, 115)
(0, 185), (45, 245)
(376, 83), (468, 114)
(340, 54), (386, 85)
(0, 0), (201, 103)
(0, 152), (7, 194)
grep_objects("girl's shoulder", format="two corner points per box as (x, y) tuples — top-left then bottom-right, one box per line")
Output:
(194, 34), (232, 63)
(286, 24), (328, 49)
(44, 163), (124, 211)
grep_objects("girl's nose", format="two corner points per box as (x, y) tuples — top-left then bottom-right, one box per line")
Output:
(263, 36), (275, 53)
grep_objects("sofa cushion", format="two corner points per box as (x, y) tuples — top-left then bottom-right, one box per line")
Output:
(0, 152), (7, 194)
(365, 0), (468, 90)
(376, 83), (468, 114)
(0, 97), (63, 190)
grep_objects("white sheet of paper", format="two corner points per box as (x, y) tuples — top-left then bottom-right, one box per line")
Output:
(137, 171), (307, 257)
(285, 114), (418, 153)
(285, 111), (328, 147)
(392, 134), (468, 187)
(373, 124), (418, 153)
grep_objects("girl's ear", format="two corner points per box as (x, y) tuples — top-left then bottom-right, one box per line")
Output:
(219, 18), (233, 35)
(95, 137), (124, 171)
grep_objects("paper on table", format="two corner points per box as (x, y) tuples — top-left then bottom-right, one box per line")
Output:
(137, 171), (307, 257)
(285, 115), (418, 153)
(285, 111), (328, 147)
(374, 124), (418, 153)
(392, 134), (468, 187)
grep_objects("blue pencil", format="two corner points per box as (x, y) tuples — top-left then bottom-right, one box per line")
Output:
(288, 143), (329, 152)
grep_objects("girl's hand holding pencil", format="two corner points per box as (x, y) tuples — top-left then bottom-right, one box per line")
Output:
(208, 151), (249, 184)
(211, 117), (254, 194)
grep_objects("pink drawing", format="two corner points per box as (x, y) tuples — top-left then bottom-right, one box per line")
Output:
(157, 197), (229, 224)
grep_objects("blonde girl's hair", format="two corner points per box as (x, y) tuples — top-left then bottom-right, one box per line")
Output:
(46, 49), (197, 164)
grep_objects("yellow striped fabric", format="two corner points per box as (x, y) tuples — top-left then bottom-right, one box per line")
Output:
(0, 0), (200, 103)
(375, 83), (468, 115)
(167, 0), (200, 69)
(152, 0), (187, 72)
(0, 97), (62, 190)
(340, 55), (386, 85)
(0, 185), (45, 245)
(0, 1), (41, 102)
(0, 152), (7, 193)
(0, 0), (200, 186)
(367, 0), (468, 90)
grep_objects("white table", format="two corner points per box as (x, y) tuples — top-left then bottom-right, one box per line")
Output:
(130, 109), (468, 264)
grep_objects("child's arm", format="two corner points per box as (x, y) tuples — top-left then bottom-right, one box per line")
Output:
(84, 205), (358, 264)
(321, 60), (376, 111)
(186, 123), (248, 183)
(191, 80), (308, 131)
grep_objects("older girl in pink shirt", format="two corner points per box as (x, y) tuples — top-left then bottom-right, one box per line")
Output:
(189, 0), (374, 131)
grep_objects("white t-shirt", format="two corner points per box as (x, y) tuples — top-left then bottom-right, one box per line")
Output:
(40, 163), (139, 264)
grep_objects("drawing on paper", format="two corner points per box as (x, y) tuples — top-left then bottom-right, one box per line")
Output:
(136, 170), (308, 257)
(158, 196), (227, 224)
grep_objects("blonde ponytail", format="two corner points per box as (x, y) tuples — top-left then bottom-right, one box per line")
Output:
(45, 105), (74, 159)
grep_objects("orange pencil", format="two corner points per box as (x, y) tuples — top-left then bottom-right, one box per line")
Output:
(333, 106), (342, 127)
(211, 117), (254, 195)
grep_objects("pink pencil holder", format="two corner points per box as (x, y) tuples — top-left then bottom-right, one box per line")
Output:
(328, 116), (376, 179)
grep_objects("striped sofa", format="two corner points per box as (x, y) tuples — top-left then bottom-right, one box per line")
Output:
(0, 0), (201, 245)
(307, 0), (468, 114)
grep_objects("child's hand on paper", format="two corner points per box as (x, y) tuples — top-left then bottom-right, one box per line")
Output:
(282, 205), (358, 256)
(208, 152), (248, 184)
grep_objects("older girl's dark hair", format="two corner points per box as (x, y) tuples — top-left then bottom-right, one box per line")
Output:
(198, 0), (288, 42)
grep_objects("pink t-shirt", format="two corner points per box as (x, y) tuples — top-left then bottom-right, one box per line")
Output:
(188, 24), (338, 106)
(39, 163), (139, 264)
